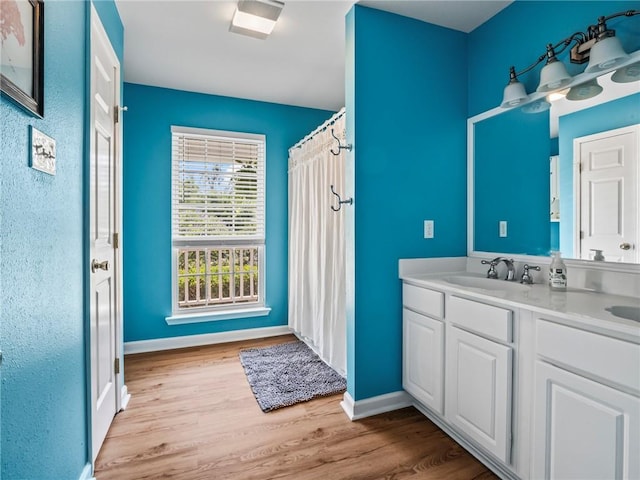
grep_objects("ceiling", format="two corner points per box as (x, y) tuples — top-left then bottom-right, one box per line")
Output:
(115, 0), (513, 111)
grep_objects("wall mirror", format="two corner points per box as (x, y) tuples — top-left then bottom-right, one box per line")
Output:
(469, 55), (640, 266)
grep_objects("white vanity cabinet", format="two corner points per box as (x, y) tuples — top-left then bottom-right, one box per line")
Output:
(532, 318), (640, 480)
(402, 284), (518, 472)
(445, 296), (514, 464)
(400, 267), (640, 480)
(402, 283), (445, 414)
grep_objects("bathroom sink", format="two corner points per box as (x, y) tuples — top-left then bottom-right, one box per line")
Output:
(443, 275), (529, 293)
(605, 305), (640, 322)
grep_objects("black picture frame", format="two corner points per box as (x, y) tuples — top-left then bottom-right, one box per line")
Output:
(0, 0), (44, 117)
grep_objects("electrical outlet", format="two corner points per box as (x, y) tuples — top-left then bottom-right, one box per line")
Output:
(424, 220), (434, 239)
(499, 220), (508, 237)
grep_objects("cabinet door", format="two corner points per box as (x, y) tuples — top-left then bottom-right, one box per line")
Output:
(446, 326), (512, 463)
(533, 361), (640, 480)
(403, 308), (444, 414)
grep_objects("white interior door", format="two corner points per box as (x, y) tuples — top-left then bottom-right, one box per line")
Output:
(90, 7), (121, 461)
(575, 125), (639, 262)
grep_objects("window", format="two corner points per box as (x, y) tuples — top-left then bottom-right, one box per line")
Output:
(171, 126), (265, 314)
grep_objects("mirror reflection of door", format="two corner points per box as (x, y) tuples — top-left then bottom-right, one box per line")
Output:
(550, 155), (560, 221)
(574, 125), (639, 263)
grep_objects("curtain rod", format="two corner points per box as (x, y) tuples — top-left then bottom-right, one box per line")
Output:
(289, 107), (346, 152)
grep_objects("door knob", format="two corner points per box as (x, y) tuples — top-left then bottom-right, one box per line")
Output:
(619, 242), (632, 251)
(91, 259), (110, 273)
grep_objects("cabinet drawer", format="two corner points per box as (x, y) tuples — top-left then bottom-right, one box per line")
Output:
(403, 283), (444, 319)
(537, 319), (640, 394)
(448, 296), (512, 343)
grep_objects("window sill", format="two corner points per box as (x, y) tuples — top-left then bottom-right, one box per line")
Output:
(165, 306), (271, 325)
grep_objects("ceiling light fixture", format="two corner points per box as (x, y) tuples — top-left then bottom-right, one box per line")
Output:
(230, 0), (284, 40)
(501, 9), (638, 112)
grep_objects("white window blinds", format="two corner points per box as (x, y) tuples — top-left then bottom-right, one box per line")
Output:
(171, 128), (265, 243)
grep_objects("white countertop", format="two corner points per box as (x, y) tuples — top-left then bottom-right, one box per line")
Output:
(401, 271), (640, 341)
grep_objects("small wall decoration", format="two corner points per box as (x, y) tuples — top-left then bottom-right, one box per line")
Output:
(30, 126), (56, 175)
(0, 0), (44, 117)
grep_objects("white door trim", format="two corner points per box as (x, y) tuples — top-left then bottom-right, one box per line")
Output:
(88, 4), (126, 462)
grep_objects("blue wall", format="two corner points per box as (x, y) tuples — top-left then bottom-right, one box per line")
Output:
(474, 107), (551, 255)
(346, 6), (467, 400)
(122, 83), (333, 342)
(468, 0), (640, 263)
(0, 1), (123, 478)
(558, 93), (640, 256)
(92, 0), (124, 64)
(468, 1), (640, 116)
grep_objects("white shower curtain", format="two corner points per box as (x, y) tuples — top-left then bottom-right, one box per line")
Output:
(288, 110), (346, 375)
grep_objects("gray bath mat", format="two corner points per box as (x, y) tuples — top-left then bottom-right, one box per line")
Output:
(239, 340), (346, 412)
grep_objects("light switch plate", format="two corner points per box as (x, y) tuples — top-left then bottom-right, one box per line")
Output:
(424, 220), (434, 239)
(30, 126), (56, 175)
(499, 220), (507, 237)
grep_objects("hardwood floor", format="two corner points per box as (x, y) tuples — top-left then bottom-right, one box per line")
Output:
(95, 335), (497, 479)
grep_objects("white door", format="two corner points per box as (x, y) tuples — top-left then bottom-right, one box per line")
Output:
(90, 8), (121, 461)
(575, 125), (639, 262)
(533, 361), (640, 480)
(445, 326), (512, 463)
(403, 308), (444, 414)
(550, 155), (560, 221)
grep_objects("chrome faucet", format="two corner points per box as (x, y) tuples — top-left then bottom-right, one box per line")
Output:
(481, 257), (516, 280)
(481, 258), (499, 279)
(520, 264), (541, 284)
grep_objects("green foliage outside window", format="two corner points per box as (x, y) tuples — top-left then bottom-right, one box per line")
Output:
(177, 248), (259, 306)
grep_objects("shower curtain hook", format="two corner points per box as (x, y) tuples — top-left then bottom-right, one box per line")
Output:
(330, 185), (353, 212)
(330, 128), (352, 156)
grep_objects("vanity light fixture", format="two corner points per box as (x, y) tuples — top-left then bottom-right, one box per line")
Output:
(580, 13), (632, 72)
(230, 0), (284, 40)
(611, 61), (640, 83)
(566, 78), (603, 101)
(501, 9), (638, 111)
(547, 89), (570, 102)
(521, 99), (551, 114)
(500, 67), (529, 107)
(537, 44), (573, 92)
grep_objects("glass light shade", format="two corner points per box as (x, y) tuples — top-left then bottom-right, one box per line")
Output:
(501, 80), (528, 108)
(612, 62), (640, 83)
(547, 89), (569, 102)
(521, 99), (551, 114)
(566, 78), (603, 101)
(231, 9), (277, 35)
(585, 36), (630, 73)
(537, 60), (573, 92)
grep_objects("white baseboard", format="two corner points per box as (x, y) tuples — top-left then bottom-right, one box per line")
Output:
(123, 325), (292, 354)
(78, 463), (95, 480)
(412, 401), (518, 480)
(340, 390), (412, 421)
(120, 384), (131, 410)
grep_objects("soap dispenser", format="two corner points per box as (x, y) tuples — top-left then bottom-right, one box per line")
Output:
(590, 249), (605, 261)
(549, 251), (567, 291)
